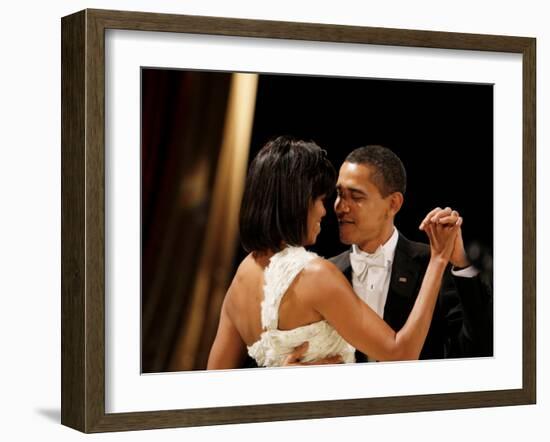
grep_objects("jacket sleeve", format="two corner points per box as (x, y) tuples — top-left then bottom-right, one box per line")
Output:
(441, 268), (493, 357)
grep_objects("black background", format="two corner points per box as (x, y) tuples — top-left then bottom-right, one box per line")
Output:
(234, 73), (493, 266)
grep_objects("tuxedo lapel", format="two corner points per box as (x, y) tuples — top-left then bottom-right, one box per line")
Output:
(329, 250), (353, 282)
(343, 260), (352, 282)
(383, 235), (424, 330)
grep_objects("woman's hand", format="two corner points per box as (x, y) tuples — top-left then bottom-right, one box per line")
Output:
(419, 207), (462, 263)
(282, 342), (344, 366)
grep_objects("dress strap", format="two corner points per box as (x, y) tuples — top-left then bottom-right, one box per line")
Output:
(261, 247), (317, 331)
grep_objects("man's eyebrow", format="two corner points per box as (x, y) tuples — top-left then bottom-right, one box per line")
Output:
(336, 185), (367, 196)
(350, 188), (367, 196)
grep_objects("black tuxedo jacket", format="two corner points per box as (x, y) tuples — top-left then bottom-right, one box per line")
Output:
(330, 233), (493, 361)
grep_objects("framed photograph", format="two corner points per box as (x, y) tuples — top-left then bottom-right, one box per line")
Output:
(61, 8), (536, 433)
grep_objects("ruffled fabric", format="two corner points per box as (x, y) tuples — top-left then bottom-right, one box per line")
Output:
(247, 246), (355, 367)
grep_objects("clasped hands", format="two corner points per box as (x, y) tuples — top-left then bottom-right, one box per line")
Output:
(419, 206), (470, 269)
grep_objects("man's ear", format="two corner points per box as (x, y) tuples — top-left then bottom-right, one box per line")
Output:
(389, 192), (404, 216)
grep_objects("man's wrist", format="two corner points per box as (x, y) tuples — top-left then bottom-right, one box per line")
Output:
(450, 251), (470, 269)
(451, 265), (479, 278)
(452, 262), (470, 271)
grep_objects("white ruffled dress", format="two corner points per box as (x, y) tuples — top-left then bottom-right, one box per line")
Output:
(247, 246), (356, 367)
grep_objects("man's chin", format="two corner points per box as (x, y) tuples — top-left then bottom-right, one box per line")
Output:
(338, 232), (354, 245)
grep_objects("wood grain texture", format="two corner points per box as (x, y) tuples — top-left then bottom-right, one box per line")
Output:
(522, 38), (536, 404)
(86, 389), (532, 433)
(88, 8), (532, 53)
(84, 9), (108, 433)
(60, 8), (537, 433)
(61, 9), (86, 432)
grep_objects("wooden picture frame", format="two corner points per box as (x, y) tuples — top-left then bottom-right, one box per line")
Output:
(61, 8), (536, 433)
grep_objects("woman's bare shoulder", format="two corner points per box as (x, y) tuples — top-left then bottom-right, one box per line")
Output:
(225, 253), (264, 301)
(232, 253), (261, 280)
(296, 256), (358, 316)
(304, 256), (344, 277)
(299, 257), (350, 297)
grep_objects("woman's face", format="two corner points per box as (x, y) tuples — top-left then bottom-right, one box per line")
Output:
(305, 196), (327, 245)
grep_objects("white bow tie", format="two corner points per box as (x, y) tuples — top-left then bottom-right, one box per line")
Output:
(350, 248), (387, 281)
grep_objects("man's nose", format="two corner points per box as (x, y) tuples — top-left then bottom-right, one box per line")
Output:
(335, 197), (349, 213)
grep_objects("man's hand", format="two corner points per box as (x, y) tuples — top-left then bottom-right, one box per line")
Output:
(282, 342), (344, 366)
(419, 207), (470, 268)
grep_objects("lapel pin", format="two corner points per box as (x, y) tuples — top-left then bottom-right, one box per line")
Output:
(398, 277), (407, 283)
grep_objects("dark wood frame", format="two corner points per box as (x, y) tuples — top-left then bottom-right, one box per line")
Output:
(61, 8), (536, 433)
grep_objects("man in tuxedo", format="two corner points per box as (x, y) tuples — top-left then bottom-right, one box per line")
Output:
(287, 145), (493, 364)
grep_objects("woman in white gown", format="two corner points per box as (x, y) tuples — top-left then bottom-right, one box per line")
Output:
(207, 136), (461, 369)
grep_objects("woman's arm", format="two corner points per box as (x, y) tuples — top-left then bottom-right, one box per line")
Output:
(207, 295), (247, 370)
(302, 221), (459, 361)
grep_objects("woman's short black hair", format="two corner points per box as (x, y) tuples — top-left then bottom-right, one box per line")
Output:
(239, 136), (336, 253)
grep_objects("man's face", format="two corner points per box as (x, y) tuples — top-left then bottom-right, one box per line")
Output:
(334, 161), (395, 251)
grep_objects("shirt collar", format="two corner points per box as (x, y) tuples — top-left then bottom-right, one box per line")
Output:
(351, 227), (399, 266)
